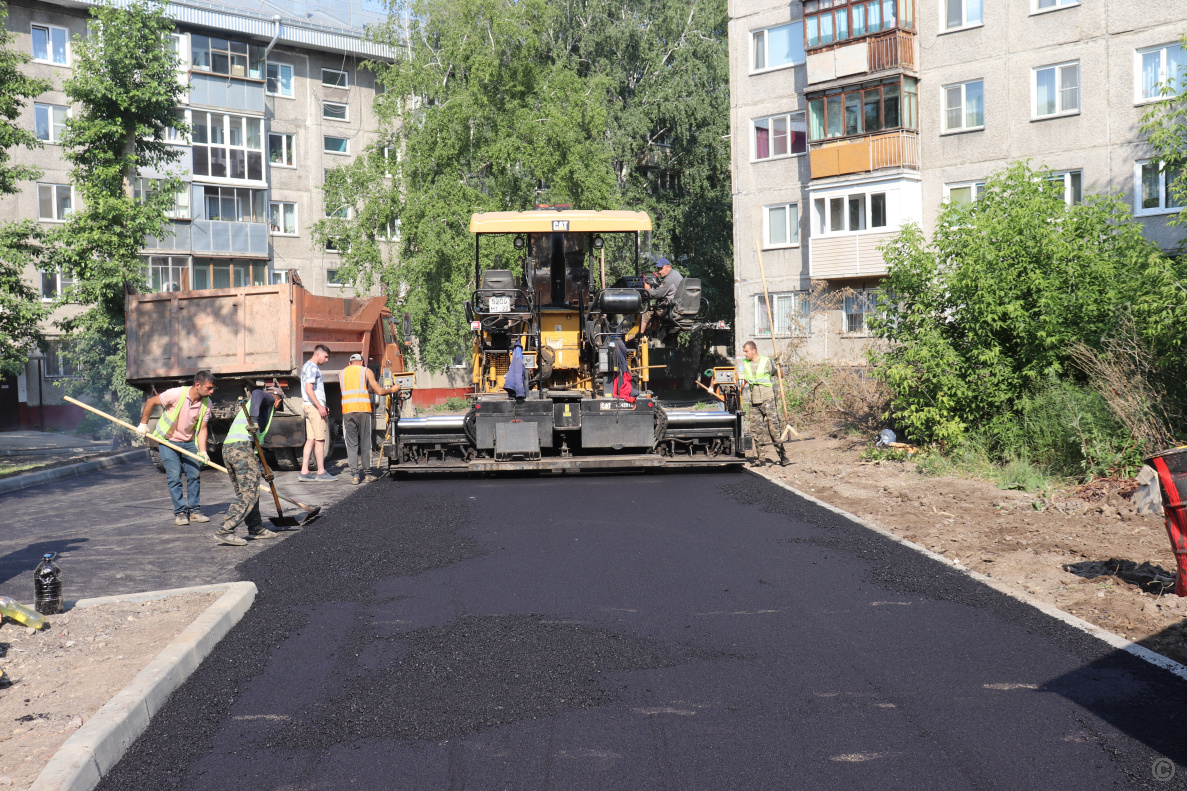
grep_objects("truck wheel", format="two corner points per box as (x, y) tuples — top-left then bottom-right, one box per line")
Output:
(272, 447), (299, 471)
(149, 446), (166, 474)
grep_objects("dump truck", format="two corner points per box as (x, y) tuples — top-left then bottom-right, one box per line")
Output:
(125, 282), (406, 472)
(383, 209), (748, 473)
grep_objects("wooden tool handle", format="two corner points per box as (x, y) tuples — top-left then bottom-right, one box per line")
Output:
(64, 396), (229, 473)
(695, 380), (725, 403)
(238, 399), (285, 515)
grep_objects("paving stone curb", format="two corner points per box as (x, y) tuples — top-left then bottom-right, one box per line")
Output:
(28, 581), (258, 791)
(0, 449), (147, 496)
(755, 470), (1187, 684)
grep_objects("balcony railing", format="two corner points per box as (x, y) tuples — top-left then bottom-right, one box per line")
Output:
(809, 130), (920, 180)
(868, 30), (916, 72)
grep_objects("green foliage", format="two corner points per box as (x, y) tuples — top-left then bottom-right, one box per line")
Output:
(426, 395), (473, 413)
(870, 161), (1181, 447)
(45, 0), (188, 425)
(316, 0), (732, 371)
(1139, 32), (1187, 238)
(0, 2), (52, 375)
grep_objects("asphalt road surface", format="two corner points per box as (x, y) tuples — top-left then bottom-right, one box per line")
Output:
(77, 469), (1187, 789)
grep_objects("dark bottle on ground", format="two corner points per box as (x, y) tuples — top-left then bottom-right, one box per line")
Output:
(34, 553), (62, 615)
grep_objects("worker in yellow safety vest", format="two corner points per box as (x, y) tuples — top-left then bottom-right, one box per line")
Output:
(740, 341), (789, 467)
(136, 370), (216, 526)
(340, 353), (397, 484)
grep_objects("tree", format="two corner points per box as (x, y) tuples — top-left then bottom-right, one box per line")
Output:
(1139, 33), (1187, 237)
(45, 0), (187, 425)
(0, 1), (51, 377)
(870, 162), (1181, 446)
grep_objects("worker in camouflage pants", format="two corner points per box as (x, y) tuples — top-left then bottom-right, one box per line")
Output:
(740, 340), (789, 467)
(215, 389), (279, 546)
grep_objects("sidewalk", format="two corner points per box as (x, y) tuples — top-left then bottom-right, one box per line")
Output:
(0, 430), (110, 457)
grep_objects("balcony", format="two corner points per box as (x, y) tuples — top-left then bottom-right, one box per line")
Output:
(868, 30), (916, 73)
(806, 30), (917, 85)
(809, 130), (920, 180)
(192, 220), (269, 255)
(810, 232), (896, 279)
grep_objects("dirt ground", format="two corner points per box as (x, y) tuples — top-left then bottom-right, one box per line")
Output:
(0, 593), (217, 789)
(755, 437), (1187, 667)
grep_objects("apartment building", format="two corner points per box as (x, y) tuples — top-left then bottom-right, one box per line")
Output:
(729, 0), (1186, 365)
(0, 0), (472, 431)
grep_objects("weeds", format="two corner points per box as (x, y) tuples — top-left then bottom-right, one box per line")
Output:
(425, 395), (472, 413)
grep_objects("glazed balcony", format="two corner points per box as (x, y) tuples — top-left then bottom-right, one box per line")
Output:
(806, 29), (917, 85)
(809, 130), (920, 179)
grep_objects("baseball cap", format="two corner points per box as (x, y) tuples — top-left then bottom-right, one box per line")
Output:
(349, 353), (363, 361)
(654, 257), (671, 270)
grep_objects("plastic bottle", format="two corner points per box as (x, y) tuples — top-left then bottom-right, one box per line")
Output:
(0, 596), (47, 630)
(34, 553), (62, 615)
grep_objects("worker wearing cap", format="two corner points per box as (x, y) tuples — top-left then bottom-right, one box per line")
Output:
(136, 370), (216, 526)
(740, 340), (789, 467)
(340, 353), (396, 485)
(214, 388), (280, 546)
(641, 257), (683, 340)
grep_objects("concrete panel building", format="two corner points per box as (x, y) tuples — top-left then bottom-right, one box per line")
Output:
(729, 0), (1187, 365)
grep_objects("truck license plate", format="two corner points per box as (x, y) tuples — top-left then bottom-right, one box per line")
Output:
(488, 296), (511, 312)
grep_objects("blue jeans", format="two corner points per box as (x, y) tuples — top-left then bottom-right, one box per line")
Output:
(159, 439), (201, 516)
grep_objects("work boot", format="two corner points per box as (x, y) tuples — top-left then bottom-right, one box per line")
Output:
(188, 511), (210, 523)
(363, 473), (378, 483)
(750, 457), (765, 468)
(350, 475), (361, 485)
(215, 530), (247, 546)
(247, 528), (277, 540)
(779, 456), (792, 467)
(174, 514), (189, 526)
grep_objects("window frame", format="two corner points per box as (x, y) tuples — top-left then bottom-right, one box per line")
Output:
(1031, 0), (1079, 14)
(142, 254), (191, 293)
(843, 289), (878, 335)
(268, 201), (299, 236)
(806, 75), (918, 142)
(39, 271), (74, 303)
(190, 35), (263, 80)
(1047, 170), (1083, 206)
(43, 339), (80, 378)
(754, 292), (811, 338)
(763, 202), (800, 249)
(36, 183), (73, 222)
(1032, 61), (1080, 120)
(30, 23), (68, 66)
(190, 111), (266, 183)
(268, 132), (296, 168)
(321, 67), (349, 88)
(34, 103), (68, 144)
(133, 177), (191, 219)
(1134, 43), (1186, 105)
(939, 0), (983, 33)
(326, 267), (345, 285)
(750, 22), (806, 74)
(752, 111), (807, 161)
(201, 186), (268, 224)
(323, 135), (350, 155)
(943, 180), (986, 204)
(266, 61), (294, 97)
(811, 190), (891, 236)
(322, 101), (349, 122)
(803, 0), (916, 51)
(191, 258), (268, 290)
(1135, 159), (1184, 216)
(940, 79), (985, 134)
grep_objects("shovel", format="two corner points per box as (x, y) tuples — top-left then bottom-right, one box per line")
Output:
(237, 398), (302, 529)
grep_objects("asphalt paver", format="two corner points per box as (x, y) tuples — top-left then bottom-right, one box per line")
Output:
(95, 469), (1187, 790)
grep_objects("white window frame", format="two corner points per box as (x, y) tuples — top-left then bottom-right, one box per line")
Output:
(34, 103), (68, 143)
(268, 132), (296, 168)
(754, 292), (810, 338)
(763, 203), (800, 249)
(43, 339), (80, 378)
(31, 23), (68, 65)
(1048, 170), (1082, 205)
(1135, 43), (1186, 104)
(321, 68), (349, 88)
(266, 61), (294, 98)
(751, 111), (806, 162)
(324, 135), (350, 155)
(133, 177), (190, 219)
(941, 79), (985, 133)
(270, 268), (291, 285)
(326, 267), (345, 284)
(843, 289), (877, 335)
(943, 180), (986, 204)
(939, 0), (983, 33)
(142, 255), (191, 293)
(37, 183), (73, 222)
(269, 201), (298, 236)
(39, 271), (74, 302)
(201, 186), (267, 223)
(1031, 0), (1079, 14)
(322, 101), (349, 122)
(190, 111), (266, 184)
(1032, 61), (1080, 119)
(1135, 160), (1184, 216)
(811, 191), (891, 236)
(750, 22), (805, 74)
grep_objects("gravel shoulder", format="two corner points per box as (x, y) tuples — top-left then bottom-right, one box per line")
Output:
(755, 437), (1187, 665)
(0, 592), (217, 789)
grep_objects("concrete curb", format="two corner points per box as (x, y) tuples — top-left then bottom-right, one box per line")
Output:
(0, 449), (147, 496)
(29, 581), (258, 791)
(0, 445), (109, 458)
(755, 471), (1187, 684)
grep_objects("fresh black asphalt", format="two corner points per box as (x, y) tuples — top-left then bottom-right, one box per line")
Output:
(91, 469), (1187, 790)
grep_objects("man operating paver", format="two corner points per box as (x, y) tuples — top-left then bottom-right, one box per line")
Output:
(340, 353), (396, 485)
(214, 387), (280, 546)
(299, 344), (336, 482)
(740, 340), (788, 467)
(137, 370), (216, 525)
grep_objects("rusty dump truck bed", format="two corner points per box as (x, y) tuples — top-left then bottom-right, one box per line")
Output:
(125, 283), (391, 384)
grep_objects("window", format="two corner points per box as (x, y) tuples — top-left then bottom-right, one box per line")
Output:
(271, 269), (291, 285)
(323, 102), (348, 122)
(44, 341), (79, 378)
(1033, 62), (1079, 118)
(1137, 44), (1186, 102)
(37, 184), (72, 221)
(844, 290), (877, 334)
(164, 110), (188, 144)
(191, 258), (267, 290)
(203, 187), (266, 222)
(133, 177), (190, 219)
(327, 268), (345, 285)
(804, 0), (915, 49)
(382, 145), (396, 177)
(191, 35), (263, 79)
(813, 191), (889, 234)
(753, 112), (807, 160)
(1047, 170), (1082, 205)
(39, 271), (73, 301)
(752, 22), (805, 72)
(1034, 0), (1078, 11)
(808, 77), (917, 141)
(34, 104), (67, 143)
(168, 33), (187, 71)
(764, 203), (800, 248)
(1137, 160), (1184, 215)
(191, 112), (264, 181)
(143, 255), (190, 292)
(942, 79), (984, 132)
(322, 68), (349, 88)
(266, 62), (293, 97)
(942, 0), (982, 31)
(944, 181), (985, 204)
(324, 136), (350, 154)
(755, 293), (810, 337)
(269, 201), (297, 235)
(31, 24), (67, 65)
(268, 132), (296, 167)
